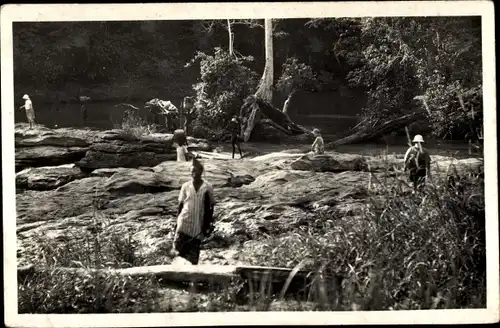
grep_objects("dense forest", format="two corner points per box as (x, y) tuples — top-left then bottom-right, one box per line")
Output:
(13, 16), (482, 140)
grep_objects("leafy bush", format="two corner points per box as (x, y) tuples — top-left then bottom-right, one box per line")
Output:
(186, 48), (259, 139)
(275, 57), (318, 95)
(343, 17), (482, 140)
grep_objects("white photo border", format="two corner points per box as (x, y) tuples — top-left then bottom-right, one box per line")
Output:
(2, 1), (498, 327)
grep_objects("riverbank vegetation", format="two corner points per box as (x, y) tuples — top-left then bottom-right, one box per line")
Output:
(14, 17), (482, 140)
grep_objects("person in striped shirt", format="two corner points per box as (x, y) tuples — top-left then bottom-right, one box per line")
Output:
(172, 158), (216, 264)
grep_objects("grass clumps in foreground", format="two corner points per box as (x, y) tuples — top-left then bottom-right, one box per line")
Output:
(245, 168), (486, 310)
(19, 271), (161, 313)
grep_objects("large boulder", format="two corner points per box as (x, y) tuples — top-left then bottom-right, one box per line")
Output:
(15, 125), (91, 172)
(75, 132), (213, 171)
(16, 164), (87, 191)
(16, 146), (89, 172)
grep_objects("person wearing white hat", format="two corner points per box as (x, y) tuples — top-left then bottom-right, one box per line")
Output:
(311, 128), (325, 155)
(19, 94), (36, 129)
(227, 116), (243, 159)
(404, 134), (431, 192)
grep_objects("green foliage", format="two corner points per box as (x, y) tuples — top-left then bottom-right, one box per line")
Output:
(342, 17), (482, 139)
(275, 57), (319, 94)
(186, 47), (259, 138)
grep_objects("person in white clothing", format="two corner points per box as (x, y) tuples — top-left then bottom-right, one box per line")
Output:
(311, 128), (325, 155)
(171, 158), (216, 264)
(173, 129), (189, 161)
(19, 94), (36, 129)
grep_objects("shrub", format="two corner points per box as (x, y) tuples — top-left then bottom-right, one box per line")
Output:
(186, 47), (259, 139)
(275, 57), (319, 95)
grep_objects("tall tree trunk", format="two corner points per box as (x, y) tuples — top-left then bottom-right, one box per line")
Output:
(255, 19), (274, 103)
(227, 19), (234, 56)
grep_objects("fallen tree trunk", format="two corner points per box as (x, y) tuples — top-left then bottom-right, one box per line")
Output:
(18, 264), (341, 295)
(327, 111), (427, 148)
(240, 95), (310, 142)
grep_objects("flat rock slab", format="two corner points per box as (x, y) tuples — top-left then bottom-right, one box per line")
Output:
(15, 146), (89, 172)
(76, 150), (177, 170)
(16, 164), (87, 191)
(290, 152), (368, 172)
(100, 169), (177, 194)
(15, 135), (89, 148)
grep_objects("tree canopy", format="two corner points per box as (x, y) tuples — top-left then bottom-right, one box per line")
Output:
(13, 16), (482, 140)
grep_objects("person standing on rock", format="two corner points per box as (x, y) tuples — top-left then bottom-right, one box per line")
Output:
(404, 134), (432, 192)
(171, 158), (216, 265)
(19, 94), (36, 129)
(182, 96), (195, 136)
(227, 116), (243, 159)
(311, 128), (325, 155)
(173, 129), (189, 162)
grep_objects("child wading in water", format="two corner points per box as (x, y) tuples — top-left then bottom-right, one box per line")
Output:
(19, 94), (36, 129)
(170, 158), (216, 265)
(404, 134), (432, 192)
(311, 128), (325, 155)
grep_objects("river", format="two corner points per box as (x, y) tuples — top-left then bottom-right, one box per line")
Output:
(14, 100), (480, 160)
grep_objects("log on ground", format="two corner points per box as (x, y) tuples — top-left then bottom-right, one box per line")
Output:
(240, 96), (310, 142)
(327, 112), (427, 148)
(17, 264), (341, 295)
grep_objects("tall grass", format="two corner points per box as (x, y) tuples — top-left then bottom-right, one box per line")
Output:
(243, 161), (485, 310)
(121, 110), (157, 138)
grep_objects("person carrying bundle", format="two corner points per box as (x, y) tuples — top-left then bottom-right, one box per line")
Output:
(404, 134), (432, 192)
(170, 158), (216, 265)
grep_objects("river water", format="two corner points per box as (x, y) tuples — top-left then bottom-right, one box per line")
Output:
(14, 100), (480, 160)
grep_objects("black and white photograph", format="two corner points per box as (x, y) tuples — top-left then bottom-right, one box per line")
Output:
(2, 2), (498, 327)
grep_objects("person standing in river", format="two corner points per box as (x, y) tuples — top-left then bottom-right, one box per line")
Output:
(227, 116), (243, 159)
(80, 104), (88, 126)
(404, 134), (432, 192)
(171, 158), (216, 265)
(19, 94), (36, 129)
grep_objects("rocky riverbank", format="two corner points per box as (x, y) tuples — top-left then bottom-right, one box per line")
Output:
(14, 123), (484, 270)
